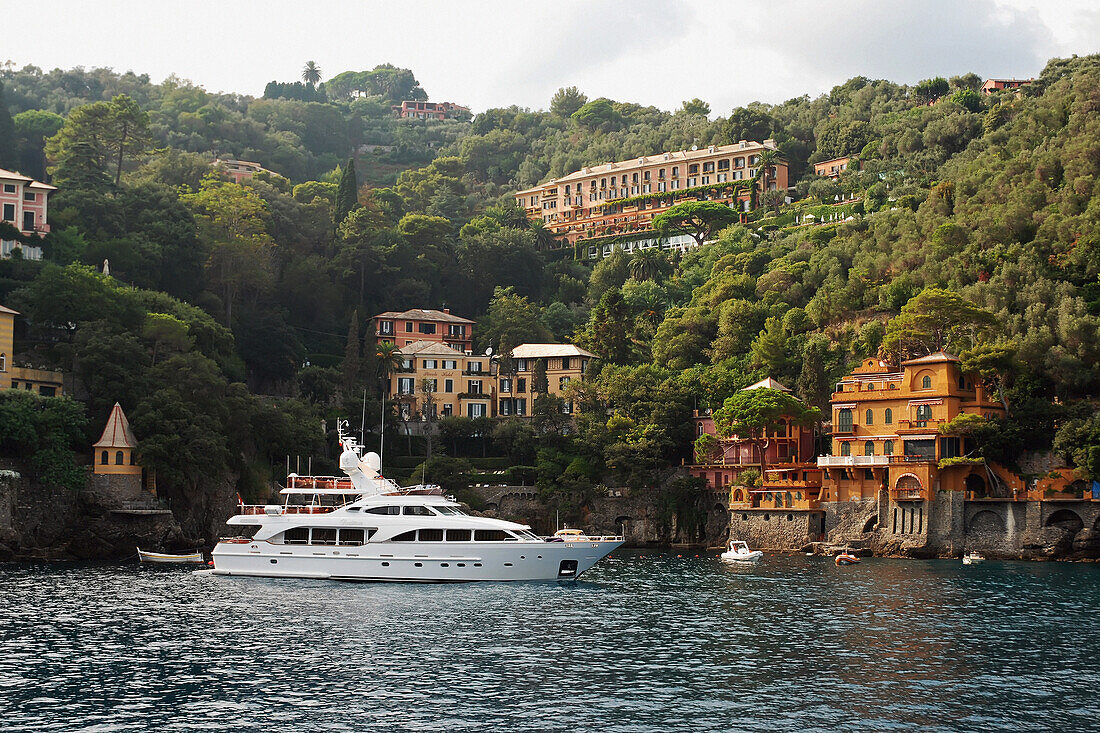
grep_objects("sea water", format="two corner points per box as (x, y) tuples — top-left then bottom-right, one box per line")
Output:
(1, 551), (1097, 732)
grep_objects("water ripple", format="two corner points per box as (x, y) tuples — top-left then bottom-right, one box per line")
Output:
(1, 553), (1098, 732)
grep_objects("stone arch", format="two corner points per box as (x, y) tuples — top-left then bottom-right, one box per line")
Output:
(732, 488), (744, 503)
(713, 503), (728, 514)
(965, 473), (987, 495)
(912, 369), (935, 391)
(895, 474), (921, 490)
(484, 502), (498, 514)
(968, 510), (1005, 534)
(862, 515), (878, 533)
(1045, 508), (1084, 533)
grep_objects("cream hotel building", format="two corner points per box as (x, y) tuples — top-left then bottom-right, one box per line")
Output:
(514, 139), (788, 253)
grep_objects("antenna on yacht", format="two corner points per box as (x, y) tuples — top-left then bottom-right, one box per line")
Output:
(360, 388), (367, 442)
(379, 392), (385, 476)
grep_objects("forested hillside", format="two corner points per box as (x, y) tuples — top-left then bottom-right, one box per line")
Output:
(0, 54), (1097, 539)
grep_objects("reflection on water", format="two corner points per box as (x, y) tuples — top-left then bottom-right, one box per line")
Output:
(1, 552), (1098, 732)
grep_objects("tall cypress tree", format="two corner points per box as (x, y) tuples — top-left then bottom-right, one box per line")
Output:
(342, 309), (361, 394)
(0, 82), (16, 169)
(334, 157), (359, 228)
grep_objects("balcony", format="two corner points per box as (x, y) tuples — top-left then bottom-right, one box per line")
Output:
(891, 488), (929, 502)
(833, 423), (856, 435)
(462, 369), (486, 376)
(897, 418), (944, 434)
(817, 455), (889, 468)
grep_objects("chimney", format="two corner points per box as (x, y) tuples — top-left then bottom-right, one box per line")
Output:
(443, 307), (450, 314)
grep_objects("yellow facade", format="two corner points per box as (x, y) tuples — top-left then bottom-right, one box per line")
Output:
(819, 353), (1012, 502)
(389, 341), (492, 419)
(0, 305), (64, 395)
(93, 402), (142, 476)
(498, 345), (594, 416)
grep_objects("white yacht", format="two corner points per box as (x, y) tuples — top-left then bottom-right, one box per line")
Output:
(211, 426), (623, 582)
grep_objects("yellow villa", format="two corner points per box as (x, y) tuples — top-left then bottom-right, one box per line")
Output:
(0, 304), (65, 395)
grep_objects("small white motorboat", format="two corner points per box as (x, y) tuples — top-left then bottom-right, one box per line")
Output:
(721, 540), (763, 563)
(137, 547), (205, 564)
(962, 551), (985, 565)
(835, 552), (860, 566)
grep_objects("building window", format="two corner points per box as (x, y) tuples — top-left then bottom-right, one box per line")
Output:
(468, 380), (482, 394)
(837, 408), (853, 432)
(444, 378), (453, 393)
(101, 450), (109, 465)
(517, 377), (527, 393)
(671, 167), (679, 177)
(922, 375), (932, 389)
(865, 409), (873, 425)
(500, 378), (511, 393)
(884, 408), (893, 424)
(718, 159), (730, 171)
(2, 204), (13, 222)
(702, 162), (714, 173)
(500, 399), (511, 416)
(115, 451), (125, 465)
(398, 378), (414, 394)
(688, 164), (699, 175)
(379, 321), (394, 335)
(864, 441), (875, 456)
(467, 403), (486, 418)
(405, 322), (413, 332)
(916, 404), (932, 422)
(423, 359), (437, 369)
(883, 440), (894, 455)
(22, 211), (34, 231)
(418, 323), (436, 334)
(840, 442), (851, 456)
(0, 353), (5, 371)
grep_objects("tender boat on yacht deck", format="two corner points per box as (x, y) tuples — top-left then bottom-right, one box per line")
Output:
(210, 425), (623, 582)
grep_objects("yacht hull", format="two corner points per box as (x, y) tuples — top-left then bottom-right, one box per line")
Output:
(211, 539), (623, 582)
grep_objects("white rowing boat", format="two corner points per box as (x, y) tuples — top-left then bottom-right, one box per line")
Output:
(137, 547), (205, 564)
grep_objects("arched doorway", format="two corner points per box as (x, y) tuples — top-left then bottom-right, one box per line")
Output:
(965, 473), (987, 497)
(1044, 509), (1084, 534)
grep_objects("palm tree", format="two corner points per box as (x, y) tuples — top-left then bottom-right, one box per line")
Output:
(375, 340), (403, 395)
(753, 149), (780, 209)
(302, 61), (322, 87)
(528, 219), (561, 250)
(629, 248), (669, 281)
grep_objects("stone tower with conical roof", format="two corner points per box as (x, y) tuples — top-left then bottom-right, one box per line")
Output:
(93, 403), (142, 481)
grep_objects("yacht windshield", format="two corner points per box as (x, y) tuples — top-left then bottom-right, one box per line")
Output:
(434, 506), (467, 516)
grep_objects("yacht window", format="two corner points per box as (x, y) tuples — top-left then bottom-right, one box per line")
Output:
(446, 529), (472, 541)
(403, 506), (436, 516)
(347, 507), (361, 512)
(474, 530), (512, 541)
(339, 529), (366, 545)
(391, 530), (417, 542)
(516, 530), (541, 541)
(418, 529), (444, 542)
(284, 527), (309, 544)
(365, 506), (401, 515)
(311, 528), (337, 545)
(434, 506), (466, 516)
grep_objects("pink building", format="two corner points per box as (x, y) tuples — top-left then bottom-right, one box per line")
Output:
(688, 378), (818, 495)
(980, 78), (1032, 95)
(391, 101), (470, 121)
(0, 167), (54, 260)
(373, 308), (475, 353)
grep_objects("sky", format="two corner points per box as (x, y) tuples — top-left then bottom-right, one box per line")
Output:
(3, 0), (1099, 114)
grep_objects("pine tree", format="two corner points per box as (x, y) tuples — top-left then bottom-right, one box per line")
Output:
(334, 158), (359, 228)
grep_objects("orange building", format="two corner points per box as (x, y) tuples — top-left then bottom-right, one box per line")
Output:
(213, 159), (279, 184)
(813, 156), (854, 179)
(373, 308), (475, 353)
(816, 353), (1023, 511)
(514, 140), (788, 249)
